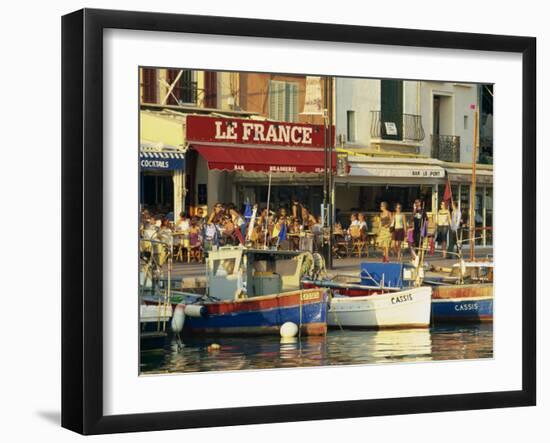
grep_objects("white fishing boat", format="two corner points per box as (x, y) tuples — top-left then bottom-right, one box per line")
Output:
(327, 286), (432, 329)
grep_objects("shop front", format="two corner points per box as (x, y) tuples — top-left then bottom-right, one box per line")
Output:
(445, 165), (493, 246)
(140, 110), (188, 221)
(139, 149), (186, 220)
(185, 115), (335, 216)
(335, 156), (446, 227)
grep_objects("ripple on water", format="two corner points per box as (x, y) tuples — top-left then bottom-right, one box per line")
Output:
(140, 324), (493, 374)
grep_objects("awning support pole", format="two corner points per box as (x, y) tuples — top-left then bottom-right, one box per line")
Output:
(264, 171), (272, 249)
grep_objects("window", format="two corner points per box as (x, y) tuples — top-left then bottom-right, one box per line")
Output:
(464, 115), (468, 130)
(346, 110), (356, 142)
(141, 68), (157, 103)
(204, 71), (218, 108)
(167, 69), (197, 105)
(269, 80), (298, 122)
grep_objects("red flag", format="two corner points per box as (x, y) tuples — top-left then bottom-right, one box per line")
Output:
(443, 181), (452, 207)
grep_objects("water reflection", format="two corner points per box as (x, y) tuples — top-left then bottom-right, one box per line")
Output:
(140, 324), (493, 374)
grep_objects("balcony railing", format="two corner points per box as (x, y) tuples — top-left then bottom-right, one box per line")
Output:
(431, 134), (460, 162)
(370, 111), (425, 142)
(170, 81), (198, 105)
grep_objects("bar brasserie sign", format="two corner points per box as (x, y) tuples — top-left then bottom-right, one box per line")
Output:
(186, 115), (333, 148)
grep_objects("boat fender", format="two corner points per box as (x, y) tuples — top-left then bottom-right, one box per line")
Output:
(207, 343), (221, 352)
(171, 304), (186, 333)
(184, 304), (207, 318)
(280, 322), (298, 338)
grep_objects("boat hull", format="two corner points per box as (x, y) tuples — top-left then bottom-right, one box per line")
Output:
(327, 286), (432, 329)
(431, 296), (493, 322)
(183, 288), (329, 336)
(431, 284), (493, 323)
(139, 304), (172, 348)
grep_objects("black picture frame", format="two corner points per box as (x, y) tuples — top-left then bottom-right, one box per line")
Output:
(62, 8), (536, 435)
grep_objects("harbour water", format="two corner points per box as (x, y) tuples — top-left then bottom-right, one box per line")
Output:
(140, 324), (493, 374)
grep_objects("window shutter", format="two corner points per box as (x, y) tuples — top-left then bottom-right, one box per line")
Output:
(380, 79), (403, 140)
(204, 71), (217, 108)
(141, 68), (157, 103)
(269, 80), (284, 121)
(286, 82), (298, 122)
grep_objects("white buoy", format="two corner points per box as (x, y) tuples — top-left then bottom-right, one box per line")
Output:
(171, 304), (186, 333)
(280, 322), (298, 338)
(184, 304), (206, 318)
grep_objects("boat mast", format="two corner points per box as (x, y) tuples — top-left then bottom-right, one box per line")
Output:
(469, 105), (479, 261)
(264, 171), (272, 249)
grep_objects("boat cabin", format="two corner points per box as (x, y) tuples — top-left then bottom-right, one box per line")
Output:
(450, 261), (494, 283)
(207, 247), (308, 301)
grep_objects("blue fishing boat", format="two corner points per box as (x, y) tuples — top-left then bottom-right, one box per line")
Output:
(358, 261), (493, 324)
(145, 247), (329, 336)
(431, 294), (493, 322)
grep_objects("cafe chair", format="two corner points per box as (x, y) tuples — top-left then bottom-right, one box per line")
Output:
(349, 225), (368, 257)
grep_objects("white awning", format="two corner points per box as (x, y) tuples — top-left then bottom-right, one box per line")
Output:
(447, 168), (493, 184)
(349, 163), (445, 179)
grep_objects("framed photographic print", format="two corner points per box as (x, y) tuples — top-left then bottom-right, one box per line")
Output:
(61, 8), (536, 435)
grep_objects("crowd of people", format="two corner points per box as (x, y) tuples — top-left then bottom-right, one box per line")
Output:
(336, 198), (462, 262)
(139, 197), (462, 264)
(139, 199), (327, 263)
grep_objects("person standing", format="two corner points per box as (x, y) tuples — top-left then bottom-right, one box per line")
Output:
(311, 215), (323, 253)
(447, 200), (462, 257)
(391, 203), (407, 261)
(229, 208), (245, 244)
(291, 199), (303, 225)
(412, 199), (427, 257)
(378, 202), (392, 262)
(436, 201), (451, 258)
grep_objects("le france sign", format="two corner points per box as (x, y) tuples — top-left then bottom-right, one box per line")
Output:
(186, 115), (334, 148)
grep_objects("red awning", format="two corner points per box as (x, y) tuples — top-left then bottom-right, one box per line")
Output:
(193, 144), (337, 174)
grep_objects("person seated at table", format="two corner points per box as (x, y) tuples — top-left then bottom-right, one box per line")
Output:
(221, 215), (236, 245)
(152, 218), (172, 265)
(300, 206), (317, 231)
(195, 206), (206, 221)
(270, 216), (288, 248)
(349, 212), (360, 229)
(277, 207), (288, 221)
(357, 212), (368, 241)
(140, 218), (158, 259)
(288, 217), (302, 251)
(257, 207), (268, 228)
(142, 217), (158, 240)
(157, 218), (173, 242)
(208, 202), (225, 225)
(188, 217), (202, 262)
(202, 221), (219, 250)
(175, 211), (190, 233)
(249, 222), (263, 248)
